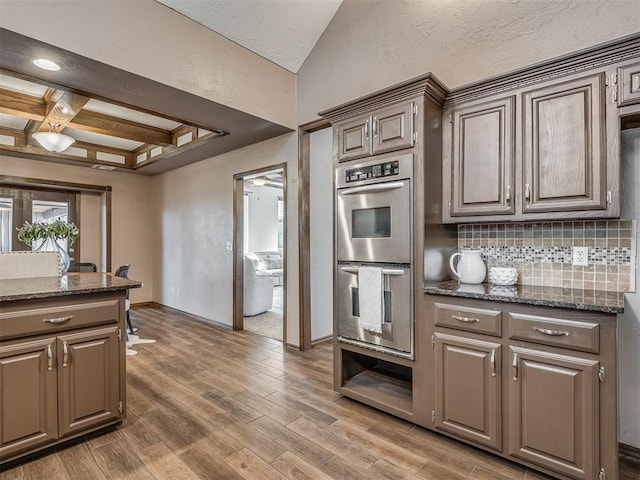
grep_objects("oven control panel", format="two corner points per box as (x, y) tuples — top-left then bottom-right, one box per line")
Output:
(345, 160), (400, 183)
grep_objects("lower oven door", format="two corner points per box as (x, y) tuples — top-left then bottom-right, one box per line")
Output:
(336, 264), (412, 358)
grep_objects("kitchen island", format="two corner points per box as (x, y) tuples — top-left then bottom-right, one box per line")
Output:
(0, 273), (141, 465)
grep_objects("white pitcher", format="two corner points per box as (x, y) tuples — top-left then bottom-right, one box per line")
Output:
(449, 249), (486, 284)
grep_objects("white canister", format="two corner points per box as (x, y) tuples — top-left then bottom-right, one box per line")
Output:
(449, 249), (486, 284)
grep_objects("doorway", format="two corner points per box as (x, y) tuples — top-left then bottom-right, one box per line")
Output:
(233, 164), (287, 343)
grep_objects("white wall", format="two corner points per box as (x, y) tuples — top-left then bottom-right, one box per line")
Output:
(620, 128), (640, 448)
(297, 0), (640, 123)
(79, 192), (102, 269)
(245, 185), (282, 253)
(152, 133), (300, 345)
(0, 0), (296, 129)
(0, 155), (154, 304)
(309, 128), (334, 341)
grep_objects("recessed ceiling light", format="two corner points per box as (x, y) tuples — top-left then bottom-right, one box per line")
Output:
(33, 58), (60, 71)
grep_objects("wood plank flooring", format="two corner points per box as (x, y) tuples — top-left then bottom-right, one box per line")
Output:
(2, 304), (639, 480)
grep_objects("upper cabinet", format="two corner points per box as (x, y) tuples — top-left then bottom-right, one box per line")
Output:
(336, 101), (416, 162)
(522, 72), (608, 214)
(617, 59), (640, 107)
(441, 34), (640, 223)
(447, 96), (516, 218)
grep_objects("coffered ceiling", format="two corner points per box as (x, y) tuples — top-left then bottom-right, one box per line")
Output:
(0, 28), (292, 175)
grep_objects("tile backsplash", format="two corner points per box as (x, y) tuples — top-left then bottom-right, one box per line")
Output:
(457, 220), (636, 292)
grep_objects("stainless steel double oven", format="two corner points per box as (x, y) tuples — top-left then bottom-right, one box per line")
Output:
(335, 153), (413, 358)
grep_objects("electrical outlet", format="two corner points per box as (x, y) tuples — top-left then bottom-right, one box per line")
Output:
(572, 246), (589, 266)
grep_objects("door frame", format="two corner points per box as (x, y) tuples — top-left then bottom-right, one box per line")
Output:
(232, 163), (288, 343)
(297, 119), (331, 351)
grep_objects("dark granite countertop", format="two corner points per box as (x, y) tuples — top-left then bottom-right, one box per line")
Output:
(0, 273), (142, 302)
(424, 280), (624, 314)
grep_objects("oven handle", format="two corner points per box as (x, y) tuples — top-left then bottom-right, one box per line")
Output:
(339, 181), (405, 196)
(340, 266), (405, 276)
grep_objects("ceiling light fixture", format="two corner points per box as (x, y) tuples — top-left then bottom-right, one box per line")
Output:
(33, 58), (61, 71)
(252, 177), (266, 187)
(32, 123), (75, 153)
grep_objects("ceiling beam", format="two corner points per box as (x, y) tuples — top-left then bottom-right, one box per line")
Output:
(37, 90), (89, 132)
(0, 88), (45, 121)
(0, 125), (134, 168)
(69, 110), (173, 146)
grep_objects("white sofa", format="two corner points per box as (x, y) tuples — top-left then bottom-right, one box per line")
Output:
(244, 251), (283, 284)
(243, 258), (274, 316)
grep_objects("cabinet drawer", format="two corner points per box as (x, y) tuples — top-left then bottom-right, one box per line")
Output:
(508, 313), (599, 354)
(434, 302), (502, 336)
(0, 300), (120, 340)
(618, 60), (640, 107)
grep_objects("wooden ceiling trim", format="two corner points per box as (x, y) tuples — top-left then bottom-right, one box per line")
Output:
(0, 88), (45, 121)
(36, 90), (90, 132)
(69, 110), (173, 145)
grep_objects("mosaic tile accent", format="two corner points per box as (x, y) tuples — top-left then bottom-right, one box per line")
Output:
(457, 220), (636, 292)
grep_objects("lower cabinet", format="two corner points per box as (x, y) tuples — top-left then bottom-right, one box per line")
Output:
(427, 296), (616, 480)
(0, 292), (125, 464)
(0, 326), (121, 460)
(0, 337), (58, 459)
(508, 346), (600, 480)
(434, 333), (502, 450)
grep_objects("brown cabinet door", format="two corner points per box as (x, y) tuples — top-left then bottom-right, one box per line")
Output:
(434, 333), (502, 451)
(617, 60), (640, 107)
(371, 102), (415, 155)
(522, 72), (607, 214)
(449, 96), (516, 217)
(508, 346), (599, 479)
(336, 114), (372, 162)
(57, 326), (120, 438)
(0, 337), (58, 458)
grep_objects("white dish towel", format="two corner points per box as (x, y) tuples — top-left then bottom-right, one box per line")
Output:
(358, 266), (384, 333)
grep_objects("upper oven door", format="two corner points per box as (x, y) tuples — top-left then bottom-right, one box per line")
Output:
(337, 178), (411, 263)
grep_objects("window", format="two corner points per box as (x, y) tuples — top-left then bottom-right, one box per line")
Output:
(0, 198), (12, 252)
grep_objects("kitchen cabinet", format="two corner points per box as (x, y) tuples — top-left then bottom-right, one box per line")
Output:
(448, 96), (516, 217)
(441, 43), (640, 223)
(617, 59), (640, 107)
(0, 290), (128, 464)
(336, 100), (415, 162)
(426, 294), (618, 480)
(522, 72), (608, 214)
(434, 332), (502, 450)
(508, 346), (599, 480)
(0, 337), (58, 459)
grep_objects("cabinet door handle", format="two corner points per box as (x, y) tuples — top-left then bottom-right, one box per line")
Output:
(452, 315), (480, 323)
(506, 185), (511, 203)
(364, 120), (369, 139)
(490, 349), (496, 378)
(42, 315), (73, 325)
(62, 341), (69, 368)
(373, 117), (378, 137)
(512, 353), (518, 381)
(47, 344), (53, 371)
(525, 183), (530, 202)
(533, 326), (570, 337)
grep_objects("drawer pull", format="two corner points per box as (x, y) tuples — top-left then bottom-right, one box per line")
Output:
(452, 315), (480, 323)
(62, 341), (69, 368)
(47, 344), (53, 371)
(490, 349), (496, 378)
(42, 315), (73, 325)
(512, 353), (518, 381)
(533, 326), (569, 337)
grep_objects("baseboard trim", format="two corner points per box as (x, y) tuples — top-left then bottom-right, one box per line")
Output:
(312, 335), (333, 345)
(620, 442), (640, 464)
(138, 302), (233, 330)
(130, 301), (154, 308)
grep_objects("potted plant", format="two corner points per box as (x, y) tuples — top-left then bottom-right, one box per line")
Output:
(17, 220), (79, 273)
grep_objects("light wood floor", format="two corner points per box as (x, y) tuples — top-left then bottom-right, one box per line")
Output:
(2, 304), (639, 480)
